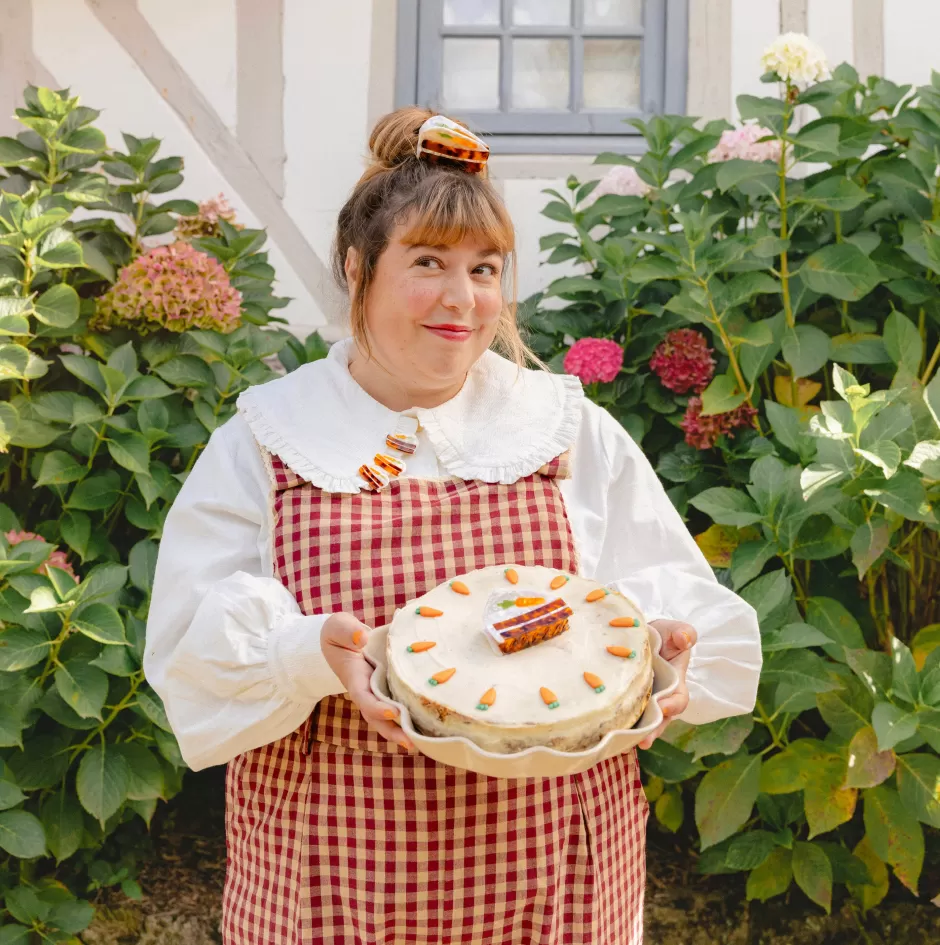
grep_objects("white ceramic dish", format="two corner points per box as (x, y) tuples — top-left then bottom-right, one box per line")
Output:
(364, 624), (679, 779)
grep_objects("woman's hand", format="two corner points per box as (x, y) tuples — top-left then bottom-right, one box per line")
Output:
(638, 619), (697, 750)
(320, 613), (414, 752)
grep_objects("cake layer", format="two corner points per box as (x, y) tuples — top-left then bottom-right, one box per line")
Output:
(386, 565), (652, 754)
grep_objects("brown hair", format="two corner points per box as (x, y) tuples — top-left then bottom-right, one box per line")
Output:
(332, 107), (538, 369)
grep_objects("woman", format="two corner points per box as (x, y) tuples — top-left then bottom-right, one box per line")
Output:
(146, 107), (761, 945)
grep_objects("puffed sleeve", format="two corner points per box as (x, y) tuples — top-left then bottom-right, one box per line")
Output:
(144, 413), (345, 771)
(563, 401), (761, 724)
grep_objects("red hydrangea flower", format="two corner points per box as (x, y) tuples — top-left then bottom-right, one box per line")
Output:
(680, 397), (757, 450)
(650, 329), (716, 394)
(4, 530), (77, 581)
(563, 337), (624, 385)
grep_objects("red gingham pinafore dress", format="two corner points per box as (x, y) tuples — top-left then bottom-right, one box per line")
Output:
(222, 449), (649, 944)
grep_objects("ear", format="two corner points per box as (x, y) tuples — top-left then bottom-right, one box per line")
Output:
(344, 246), (361, 290)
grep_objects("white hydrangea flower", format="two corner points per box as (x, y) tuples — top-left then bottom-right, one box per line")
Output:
(761, 32), (829, 85)
(589, 165), (652, 201)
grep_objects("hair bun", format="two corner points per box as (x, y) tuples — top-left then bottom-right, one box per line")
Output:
(369, 107), (436, 169)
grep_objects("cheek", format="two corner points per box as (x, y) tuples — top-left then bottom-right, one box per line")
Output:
(476, 286), (504, 324)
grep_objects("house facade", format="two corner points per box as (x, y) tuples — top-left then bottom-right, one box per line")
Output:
(0, 0), (930, 337)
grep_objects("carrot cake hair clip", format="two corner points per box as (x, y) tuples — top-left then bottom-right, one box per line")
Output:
(416, 115), (489, 176)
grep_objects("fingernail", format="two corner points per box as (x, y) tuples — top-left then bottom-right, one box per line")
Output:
(662, 707), (672, 719)
(384, 708), (399, 720)
(399, 737), (414, 752)
(677, 630), (692, 647)
(352, 630), (364, 647)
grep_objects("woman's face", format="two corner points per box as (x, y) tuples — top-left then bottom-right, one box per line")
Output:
(346, 222), (505, 394)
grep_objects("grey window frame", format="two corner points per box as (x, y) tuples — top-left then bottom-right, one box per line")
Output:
(396, 0), (689, 155)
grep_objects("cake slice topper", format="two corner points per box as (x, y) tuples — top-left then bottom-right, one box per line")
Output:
(483, 588), (572, 655)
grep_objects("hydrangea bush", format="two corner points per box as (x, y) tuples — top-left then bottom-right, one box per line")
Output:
(525, 35), (940, 914)
(0, 87), (323, 938)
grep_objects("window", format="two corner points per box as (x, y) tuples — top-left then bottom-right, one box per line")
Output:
(396, 0), (689, 154)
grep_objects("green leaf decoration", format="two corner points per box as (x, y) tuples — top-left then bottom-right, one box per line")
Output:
(695, 752), (762, 849)
(76, 743), (130, 826)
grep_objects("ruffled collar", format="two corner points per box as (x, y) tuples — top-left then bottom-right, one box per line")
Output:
(236, 337), (584, 493)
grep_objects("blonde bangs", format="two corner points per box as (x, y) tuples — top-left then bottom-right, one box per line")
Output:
(398, 178), (515, 256)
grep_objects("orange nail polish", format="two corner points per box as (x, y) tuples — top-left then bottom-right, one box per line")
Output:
(352, 630), (363, 646)
(680, 630), (692, 647)
(399, 737), (414, 752)
(384, 709), (399, 720)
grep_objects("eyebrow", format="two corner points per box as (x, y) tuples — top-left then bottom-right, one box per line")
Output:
(409, 243), (503, 259)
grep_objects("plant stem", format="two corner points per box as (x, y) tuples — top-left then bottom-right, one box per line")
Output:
(922, 338), (940, 384)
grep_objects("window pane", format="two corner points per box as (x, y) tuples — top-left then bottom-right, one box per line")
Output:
(583, 0), (643, 27)
(512, 39), (570, 109)
(583, 39), (641, 109)
(442, 38), (501, 110)
(443, 0), (500, 26)
(512, 0), (570, 26)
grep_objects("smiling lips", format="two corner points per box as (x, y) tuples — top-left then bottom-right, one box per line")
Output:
(424, 323), (473, 342)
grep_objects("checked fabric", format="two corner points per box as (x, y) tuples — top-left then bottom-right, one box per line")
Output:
(221, 451), (648, 944)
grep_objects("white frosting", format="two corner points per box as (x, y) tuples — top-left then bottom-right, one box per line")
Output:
(386, 565), (653, 753)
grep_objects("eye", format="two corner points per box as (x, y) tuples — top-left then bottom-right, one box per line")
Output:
(474, 262), (501, 277)
(414, 255), (443, 269)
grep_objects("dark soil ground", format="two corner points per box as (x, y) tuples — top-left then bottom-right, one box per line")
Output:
(81, 768), (939, 945)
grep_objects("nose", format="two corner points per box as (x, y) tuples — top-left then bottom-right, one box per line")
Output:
(440, 269), (475, 314)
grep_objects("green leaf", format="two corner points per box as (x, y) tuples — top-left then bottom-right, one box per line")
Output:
(904, 440), (940, 479)
(762, 649), (840, 694)
(0, 136), (39, 164)
(117, 743), (165, 801)
(863, 785), (924, 894)
(864, 470), (934, 521)
(850, 519), (891, 579)
(0, 627), (53, 671)
(654, 787), (684, 833)
(0, 776), (25, 812)
(684, 716), (754, 761)
(36, 239), (84, 269)
(0, 810), (46, 858)
(883, 310), (923, 371)
(699, 374), (747, 416)
(761, 622), (832, 652)
(800, 244), (883, 301)
(152, 354), (215, 388)
(715, 159), (778, 194)
(47, 899), (95, 935)
(801, 176), (869, 212)
(926, 372), (940, 430)
(695, 752), (762, 849)
(726, 830), (776, 870)
(688, 488), (762, 527)
(848, 835), (890, 913)
(68, 470), (121, 510)
(0, 401), (18, 452)
(6, 733), (70, 790)
(638, 739), (699, 782)
(781, 325), (831, 379)
(0, 923), (31, 945)
(845, 726), (896, 789)
(872, 702), (918, 751)
(805, 597), (866, 661)
(34, 284), (79, 328)
(830, 333), (891, 364)
(72, 562), (127, 603)
(36, 450), (85, 487)
(129, 539), (158, 594)
(55, 659), (108, 719)
(40, 788), (84, 863)
(890, 637), (920, 704)
(792, 841), (833, 913)
(107, 429), (150, 474)
(739, 569), (792, 628)
(76, 743), (130, 826)
(730, 540), (777, 590)
(746, 847), (792, 902)
(895, 753), (940, 828)
(137, 686), (173, 732)
(71, 602), (127, 646)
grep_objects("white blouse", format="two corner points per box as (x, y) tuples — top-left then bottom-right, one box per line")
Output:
(145, 338), (761, 770)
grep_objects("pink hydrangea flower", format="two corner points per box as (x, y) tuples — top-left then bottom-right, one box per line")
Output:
(709, 125), (782, 164)
(589, 165), (652, 201)
(175, 192), (242, 240)
(4, 530), (77, 581)
(94, 241), (242, 334)
(649, 329), (716, 394)
(563, 338), (624, 384)
(680, 398), (757, 450)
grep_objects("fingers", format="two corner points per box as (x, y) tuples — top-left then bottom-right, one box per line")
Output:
(651, 620), (697, 661)
(345, 669), (415, 752)
(638, 721), (668, 750)
(322, 613), (372, 653)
